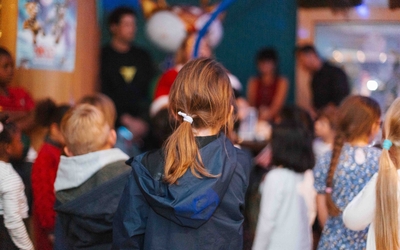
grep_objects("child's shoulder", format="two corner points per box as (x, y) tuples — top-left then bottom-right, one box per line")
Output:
(366, 145), (382, 155)
(0, 162), (19, 181)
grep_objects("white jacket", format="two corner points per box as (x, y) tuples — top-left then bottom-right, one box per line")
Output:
(252, 168), (316, 250)
(343, 170), (400, 250)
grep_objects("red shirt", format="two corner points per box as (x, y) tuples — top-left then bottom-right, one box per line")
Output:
(32, 142), (62, 231)
(0, 87), (35, 112)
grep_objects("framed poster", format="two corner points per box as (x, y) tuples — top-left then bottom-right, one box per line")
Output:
(16, 0), (77, 72)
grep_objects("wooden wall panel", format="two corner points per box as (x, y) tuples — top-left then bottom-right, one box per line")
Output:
(0, 0), (99, 104)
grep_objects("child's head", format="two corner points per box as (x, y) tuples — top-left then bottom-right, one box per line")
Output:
(277, 105), (314, 136)
(375, 97), (400, 249)
(336, 95), (381, 142)
(314, 105), (337, 140)
(61, 104), (116, 156)
(35, 98), (70, 145)
(78, 93), (116, 128)
(271, 121), (314, 173)
(169, 57), (234, 133)
(326, 95), (381, 217)
(0, 117), (24, 161)
(0, 47), (14, 87)
(164, 58), (234, 184)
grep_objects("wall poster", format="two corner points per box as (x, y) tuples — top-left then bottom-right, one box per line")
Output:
(16, 0), (76, 72)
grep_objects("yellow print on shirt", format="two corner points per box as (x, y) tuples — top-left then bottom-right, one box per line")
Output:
(120, 66), (137, 83)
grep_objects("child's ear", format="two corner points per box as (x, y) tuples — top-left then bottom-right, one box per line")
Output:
(108, 129), (117, 147)
(64, 146), (74, 157)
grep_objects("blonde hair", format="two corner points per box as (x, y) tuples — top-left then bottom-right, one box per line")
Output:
(61, 104), (110, 156)
(326, 95), (381, 216)
(375, 98), (400, 250)
(78, 93), (116, 128)
(163, 58), (235, 184)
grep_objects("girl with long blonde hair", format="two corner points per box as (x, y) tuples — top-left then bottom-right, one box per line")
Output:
(113, 58), (252, 250)
(313, 95), (381, 249)
(344, 97), (400, 250)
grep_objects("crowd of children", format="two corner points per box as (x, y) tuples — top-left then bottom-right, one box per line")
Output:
(2, 7), (400, 250)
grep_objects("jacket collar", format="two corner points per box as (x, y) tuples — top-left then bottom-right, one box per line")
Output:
(54, 148), (129, 191)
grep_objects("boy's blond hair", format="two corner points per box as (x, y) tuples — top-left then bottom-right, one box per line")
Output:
(61, 104), (110, 156)
(78, 93), (116, 128)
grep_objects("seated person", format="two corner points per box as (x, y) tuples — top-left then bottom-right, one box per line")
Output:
(54, 104), (130, 249)
(247, 48), (288, 122)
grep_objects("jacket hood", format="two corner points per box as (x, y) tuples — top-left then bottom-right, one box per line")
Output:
(54, 148), (129, 191)
(129, 134), (238, 229)
(55, 167), (130, 250)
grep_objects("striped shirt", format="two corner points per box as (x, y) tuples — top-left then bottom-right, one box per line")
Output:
(0, 161), (34, 250)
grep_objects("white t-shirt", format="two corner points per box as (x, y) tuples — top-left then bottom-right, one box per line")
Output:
(252, 168), (316, 250)
(0, 161), (33, 250)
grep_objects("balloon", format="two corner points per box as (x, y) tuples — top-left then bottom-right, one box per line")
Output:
(146, 10), (187, 53)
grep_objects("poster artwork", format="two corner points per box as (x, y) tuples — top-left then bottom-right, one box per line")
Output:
(16, 0), (76, 72)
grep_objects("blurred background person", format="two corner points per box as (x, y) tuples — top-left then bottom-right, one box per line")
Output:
(247, 48), (288, 122)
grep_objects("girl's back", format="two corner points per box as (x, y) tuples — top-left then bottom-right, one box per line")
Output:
(112, 58), (252, 250)
(128, 134), (250, 249)
(313, 95), (382, 250)
(314, 144), (380, 248)
(254, 168), (315, 250)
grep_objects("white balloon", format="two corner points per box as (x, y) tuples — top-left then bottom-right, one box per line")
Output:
(146, 11), (187, 53)
(195, 14), (224, 48)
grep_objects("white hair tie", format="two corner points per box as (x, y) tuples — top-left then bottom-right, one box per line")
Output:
(178, 111), (193, 124)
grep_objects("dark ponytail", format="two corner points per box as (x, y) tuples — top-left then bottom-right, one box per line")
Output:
(35, 98), (70, 127)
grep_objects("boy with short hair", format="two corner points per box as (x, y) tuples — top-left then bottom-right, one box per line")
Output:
(54, 104), (130, 249)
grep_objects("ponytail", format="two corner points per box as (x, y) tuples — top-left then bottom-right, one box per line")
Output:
(164, 58), (233, 184)
(375, 146), (399, 250)
(35, 98), (57, 127)
(325, 133), (345, 216)
(163, 118), (217, 185)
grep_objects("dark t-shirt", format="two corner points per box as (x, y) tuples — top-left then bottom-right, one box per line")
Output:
(311, 62), (350, 110)
(100, 45), (155, 124)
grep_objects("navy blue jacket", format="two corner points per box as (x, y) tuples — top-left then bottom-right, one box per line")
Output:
(112, 134), (251, 250)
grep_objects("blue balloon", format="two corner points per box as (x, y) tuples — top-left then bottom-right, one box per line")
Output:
(193, 0), (237, 58)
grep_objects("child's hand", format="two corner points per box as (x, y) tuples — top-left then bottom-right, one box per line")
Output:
(120, 114), (148, 141)
(255, 145), (272, 169)
(48, 233), (55, 244)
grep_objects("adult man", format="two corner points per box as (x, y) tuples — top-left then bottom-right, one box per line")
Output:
(100, 7), (155, 143)
(296, 44), (350, 112)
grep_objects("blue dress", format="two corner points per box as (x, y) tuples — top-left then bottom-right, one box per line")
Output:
(313, 143), (381, 250)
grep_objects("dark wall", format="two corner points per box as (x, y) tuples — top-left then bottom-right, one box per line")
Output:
(100, 0), (297, 102)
